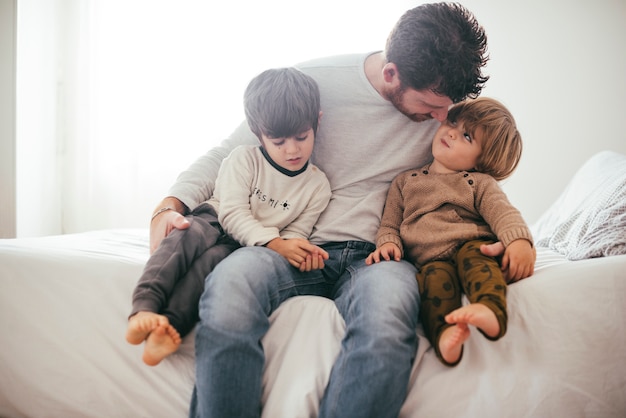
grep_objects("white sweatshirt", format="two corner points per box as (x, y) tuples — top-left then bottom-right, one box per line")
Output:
(206, 145), (331, 247)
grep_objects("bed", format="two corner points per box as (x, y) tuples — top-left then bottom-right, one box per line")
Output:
(1, 150), (625, 418)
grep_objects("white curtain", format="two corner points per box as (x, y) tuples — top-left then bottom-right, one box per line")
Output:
(16, 0), (420, 237)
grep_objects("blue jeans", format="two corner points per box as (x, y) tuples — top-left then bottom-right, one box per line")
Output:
(189, 241), (420, 418)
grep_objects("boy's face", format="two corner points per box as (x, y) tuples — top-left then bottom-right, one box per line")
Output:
(431, 119), (483, 173)
(260, 127), (315, 172)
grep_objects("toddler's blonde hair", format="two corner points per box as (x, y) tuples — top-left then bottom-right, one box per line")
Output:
(448, 97), (522, 181)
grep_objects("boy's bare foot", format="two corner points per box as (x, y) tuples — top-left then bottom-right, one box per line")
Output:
(142, 324), (182, 366)
(126, 311), (169, 345)
(445, 303), (500, 338)
(439, 323), (470, 364)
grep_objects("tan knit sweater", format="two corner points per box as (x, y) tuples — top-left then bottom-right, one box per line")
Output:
(376, 165), (534, 267)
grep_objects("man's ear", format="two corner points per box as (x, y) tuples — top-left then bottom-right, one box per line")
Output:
(318, 111), (323, 125)
(382, 62), (400, 85)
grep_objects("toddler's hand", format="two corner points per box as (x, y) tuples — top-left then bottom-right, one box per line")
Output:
(502, 239), (535, 283)
(365, 242), (402, 265)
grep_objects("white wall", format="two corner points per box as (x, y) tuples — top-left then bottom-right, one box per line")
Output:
(0, 0), (17, 238)
(9, 0), (626, 236)
(15, 0), (66, 237)
(459, 0), (626, 223)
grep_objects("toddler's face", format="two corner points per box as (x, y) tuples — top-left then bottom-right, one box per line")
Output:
(431, 119), (483, 173)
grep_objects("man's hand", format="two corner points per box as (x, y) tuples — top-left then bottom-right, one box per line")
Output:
(265, 238), (329, 272)
(365, 242), (402, 265)
(149, 197), (190, 254)
(480, 240), (536, 283)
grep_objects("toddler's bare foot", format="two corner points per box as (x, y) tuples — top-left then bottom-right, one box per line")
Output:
(439, 323), (470, 364)
(126, 311), (169, 345)
(445, 303), (500, 338)
(142, 324), (182, 366)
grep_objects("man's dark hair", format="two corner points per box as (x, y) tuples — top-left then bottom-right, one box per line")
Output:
(385, 2), (489, 103)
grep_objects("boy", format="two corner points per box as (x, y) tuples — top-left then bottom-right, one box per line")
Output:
(126, 68), (331, 366)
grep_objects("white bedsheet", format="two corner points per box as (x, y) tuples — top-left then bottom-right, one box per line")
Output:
(1, 229), (625, 417)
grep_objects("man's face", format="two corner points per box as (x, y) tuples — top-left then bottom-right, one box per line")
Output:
(383, 84), (453, 122)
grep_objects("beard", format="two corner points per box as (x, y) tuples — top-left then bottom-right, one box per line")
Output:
(384, 85), (433, 123)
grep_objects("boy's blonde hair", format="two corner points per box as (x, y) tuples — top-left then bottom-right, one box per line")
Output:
(447, 97), (522, 181)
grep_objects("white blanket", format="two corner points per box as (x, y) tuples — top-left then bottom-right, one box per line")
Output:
(1, 228), (625, 417)
(533, 150), (626, 260)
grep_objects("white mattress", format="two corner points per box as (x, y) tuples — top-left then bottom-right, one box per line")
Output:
(1, 229), (625, 417)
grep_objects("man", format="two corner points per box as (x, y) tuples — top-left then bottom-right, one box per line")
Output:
(150, 3), (528, 417)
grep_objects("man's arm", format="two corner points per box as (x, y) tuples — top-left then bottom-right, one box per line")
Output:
(149, 121), (258, 252)
(167, 122), (258, 212)
(149, 197), (190, 254)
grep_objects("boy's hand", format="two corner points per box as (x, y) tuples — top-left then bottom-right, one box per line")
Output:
(365, 242), (402, 265)
(265, 238), (329, 272)
(299, 252), (328, 272)
(501, 239), (535, 283)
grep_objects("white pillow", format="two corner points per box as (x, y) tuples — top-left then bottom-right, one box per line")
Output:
(532, 150), (626, 260)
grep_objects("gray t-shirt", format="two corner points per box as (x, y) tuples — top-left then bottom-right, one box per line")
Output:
(168, 52), (439, 245)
